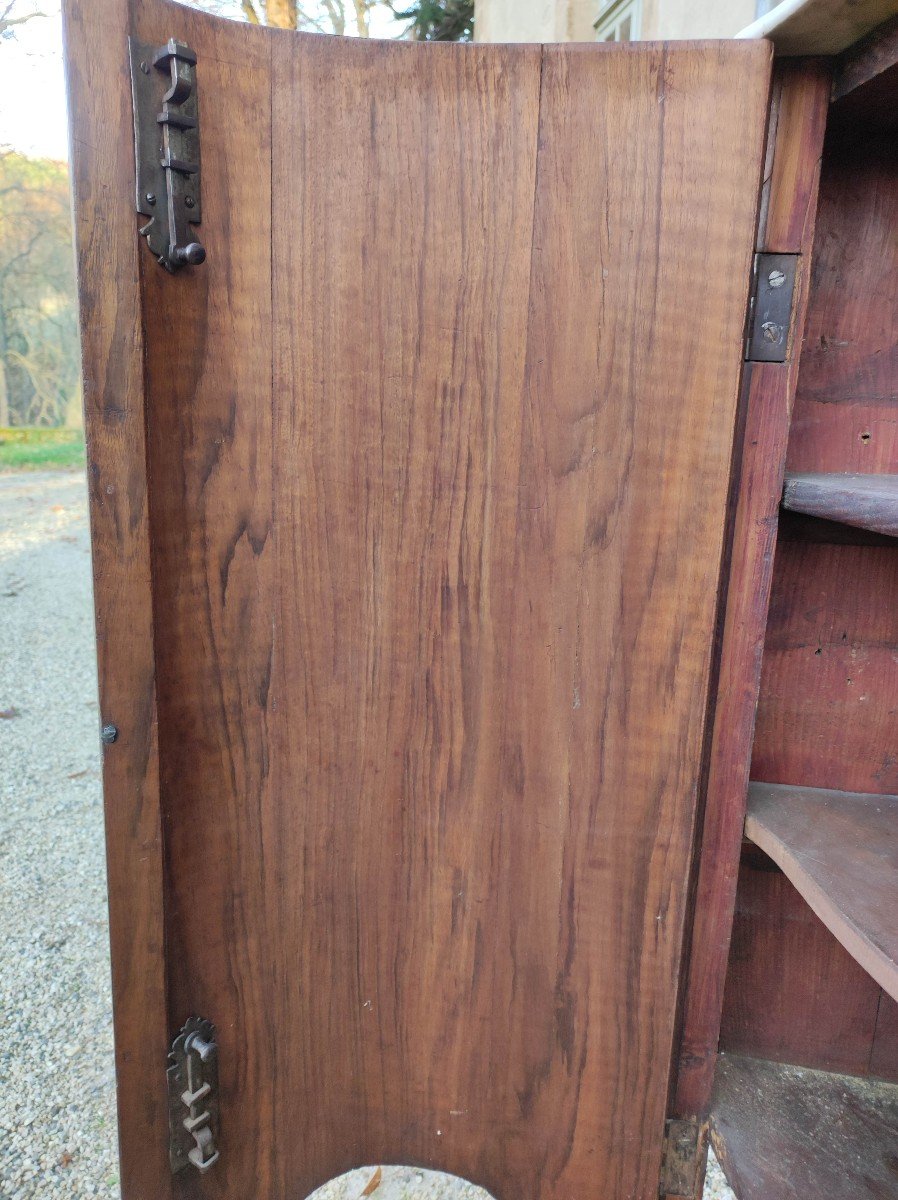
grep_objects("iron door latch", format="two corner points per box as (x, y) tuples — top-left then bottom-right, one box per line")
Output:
(168, 1017), (220, 1173)
(128, 37), (205, 272)
(745, 252), (798, 363)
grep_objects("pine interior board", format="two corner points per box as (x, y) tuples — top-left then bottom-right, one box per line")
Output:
(782, 473), (898, 536)
(786, 124), (898, 475)
(710, 1052), (898, 1200)
(719, 861), (890, 1077)
(832, 13), (898, 130)
(746, 782), (898, 1002)
(872, 993), (898, 1079)
(752, 542), (898, 797)
(733, 532), (898, 1079)
(834, 11), (898, 93)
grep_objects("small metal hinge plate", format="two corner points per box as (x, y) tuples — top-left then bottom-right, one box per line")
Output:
(660, 1117), (708, 1198)
(128, 37), (205, 272)
(745, 252), (798, 363)
(168, 1016), (220, 1174)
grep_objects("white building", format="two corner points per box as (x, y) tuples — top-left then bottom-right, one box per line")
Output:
(474, 0), (768, 43)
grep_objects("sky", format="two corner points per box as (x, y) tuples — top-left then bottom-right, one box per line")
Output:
(0, 0), (403, 162)
(0, 0), (69, 159)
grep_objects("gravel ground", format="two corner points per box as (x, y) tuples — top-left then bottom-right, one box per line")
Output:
(0, 470), (116, 1198)
(0, 468), (734, 1200)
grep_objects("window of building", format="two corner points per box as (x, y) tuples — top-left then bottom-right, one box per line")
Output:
(594, 0), (641, 41)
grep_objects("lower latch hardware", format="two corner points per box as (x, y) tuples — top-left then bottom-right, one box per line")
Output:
(168, 1016), (220, 1173)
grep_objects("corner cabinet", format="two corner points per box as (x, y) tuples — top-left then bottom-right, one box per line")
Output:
(61, 0), (898, 1196)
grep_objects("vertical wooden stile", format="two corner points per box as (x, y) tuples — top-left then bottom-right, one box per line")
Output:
(670, 58), (832, 1156)
(61, 0), (174, 1193)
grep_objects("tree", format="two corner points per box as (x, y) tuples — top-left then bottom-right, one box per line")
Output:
(394, 0), (473, 40)
(227, 0), (390, 35)
(219, 0), (473, 39)
(0, 153), (80, 427)
(0, 1), (44, 43)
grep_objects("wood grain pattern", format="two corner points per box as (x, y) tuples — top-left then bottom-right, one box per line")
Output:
(719, 860), (890, 1076)
(831, 13), (898, 130)
(61, 0), (173, 1195)
(711, 1053), (898, 1200)
(764, 60), (831, 255)
(724, 547), (898, 1081)
(124, 4), (278, 1198)
(786, 125), (898, 474)
(752, 543), (898, 796)
(782, 471), (898, 535)
(872, 993), (898, 1078)
(746, 782), (898, 1002)
(266, 37), (769, 1200)
(671, 60), (830, 1124)
(723, 75), (898, 1093)
(270, 30), (542, 1200)
(68, 8), (772, 1196)
(833, 12), (898, 100)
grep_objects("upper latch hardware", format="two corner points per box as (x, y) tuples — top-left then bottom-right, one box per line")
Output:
(128, 37), (205, 272)
(745, 252), (797, 363)
(167, 1016), (220, 1174)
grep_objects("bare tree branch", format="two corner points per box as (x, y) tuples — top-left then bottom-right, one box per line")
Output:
(0, 3), (47, 39)
(294, 3), (329, 32)
(319, 0), (346, 34)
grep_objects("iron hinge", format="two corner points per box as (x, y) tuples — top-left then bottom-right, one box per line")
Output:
(745, 252), (798, 363)
(167, 1016), (220, 1174)
(660, 1117), (708, 1198)
(128, 37), (205, 272)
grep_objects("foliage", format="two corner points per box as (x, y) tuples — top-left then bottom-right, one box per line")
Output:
(0, 0), (472, 435)
(216, 0), (473, 38)
(0, 152), (81, 427)
(394, 0), (473, 40)
(0, 426), (85, 471)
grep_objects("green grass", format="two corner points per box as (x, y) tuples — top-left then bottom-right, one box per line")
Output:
(0, 427), (86, 472)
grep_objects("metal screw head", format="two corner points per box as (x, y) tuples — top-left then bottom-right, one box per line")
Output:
(760, 321), (783, 344)
(145, 192), (156, 206)
(768, 268), (786, 289)
(140, 60), (150, 74)
(184, 195), (195, 209)
(101, 724), (119, 744)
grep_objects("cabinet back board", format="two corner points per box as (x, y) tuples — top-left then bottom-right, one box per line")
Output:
(721, 113), (898, 1088)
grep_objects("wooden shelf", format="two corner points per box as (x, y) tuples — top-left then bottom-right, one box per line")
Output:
(710, 1052), (898, 1200)
(831, 13), (898, 133)
(745, 781), (898, 1002)
(782, 472), (898, 536)
(738, 0), (898, 57)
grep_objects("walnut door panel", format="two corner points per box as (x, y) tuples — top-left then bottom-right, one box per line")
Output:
(64, 4), (771, 1196)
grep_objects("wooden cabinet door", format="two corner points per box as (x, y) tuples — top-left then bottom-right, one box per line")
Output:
(63, 2), (771, 1196)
